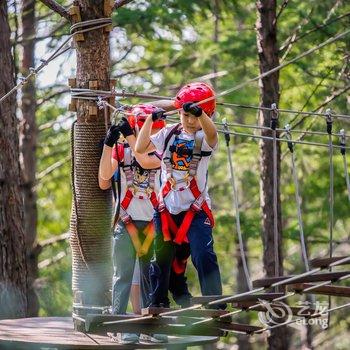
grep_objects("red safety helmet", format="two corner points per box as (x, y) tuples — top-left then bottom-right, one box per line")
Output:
(128, 104), (166, 130)
(174, 82), (216, 117)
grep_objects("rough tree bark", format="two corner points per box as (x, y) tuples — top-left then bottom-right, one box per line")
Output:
(70, 0), (113, 313)
(255, 1), (289, 348)
(0, 0), (28, 319)
(20, 0), (39, 317)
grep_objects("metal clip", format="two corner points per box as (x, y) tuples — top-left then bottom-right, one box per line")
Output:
(339, 129), (346, 155)
(284, 124), (294, 153)
(270, 103), (279, 130)
(97, 96), (106, 110)
(325, 109), (333, 135)
(222, 118), (230, 146)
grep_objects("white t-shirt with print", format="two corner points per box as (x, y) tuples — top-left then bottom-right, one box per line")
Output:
(113, 144), (160, 221)
(150, 124), (217, 215)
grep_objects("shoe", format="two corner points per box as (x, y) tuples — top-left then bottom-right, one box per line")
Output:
(108, 332), (139, 344)
(139, 333), (168, 344)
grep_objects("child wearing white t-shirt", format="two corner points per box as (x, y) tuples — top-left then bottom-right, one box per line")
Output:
(136, 83), (224, 308)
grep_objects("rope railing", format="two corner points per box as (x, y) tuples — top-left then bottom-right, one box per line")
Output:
(0, 18), (112, 104)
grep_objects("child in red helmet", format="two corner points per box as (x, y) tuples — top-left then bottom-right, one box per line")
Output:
(99, 104), (191, 344)
(136, 82), (224, 309)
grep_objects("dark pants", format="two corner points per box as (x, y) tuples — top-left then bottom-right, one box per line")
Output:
(112, 221), (153, 314)
(150, 210), (223, 308)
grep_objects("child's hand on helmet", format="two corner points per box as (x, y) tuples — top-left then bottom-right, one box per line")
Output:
(182, 102), (202, 117)
(104, 125), (121, 147)
(152, 108), (166, 121)
(117, 117), (134, 137)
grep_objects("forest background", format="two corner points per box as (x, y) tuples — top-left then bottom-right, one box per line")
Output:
(2, 0), (350, 349)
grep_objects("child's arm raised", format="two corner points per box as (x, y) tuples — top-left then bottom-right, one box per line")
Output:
(98, 126), (119, 189)
(135, 114), (156, 154)
(183, 102), (218, 148)
(117, 117), (160, 168)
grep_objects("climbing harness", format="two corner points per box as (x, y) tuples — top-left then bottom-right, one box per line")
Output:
(158, 125), (214, 248)
(116, 144), (158, 257)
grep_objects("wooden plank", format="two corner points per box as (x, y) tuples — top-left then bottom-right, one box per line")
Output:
(0, 317), (218, 349)
(288, 283), (350, 297)
(310, 256), (350, 269)
(191, 293), (285, 304)
(252, 271), (350, 288)
(231, 302), (315, 317)
(142, 307), (229, 318)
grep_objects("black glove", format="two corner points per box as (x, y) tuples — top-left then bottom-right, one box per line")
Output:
(152, 108), (166, 121)
(182, 102), (202, 117)
(104, 125), (120, 147)
(117, 117), (134, 137)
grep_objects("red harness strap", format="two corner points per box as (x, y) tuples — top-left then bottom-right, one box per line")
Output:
(159, 178), (214, 245)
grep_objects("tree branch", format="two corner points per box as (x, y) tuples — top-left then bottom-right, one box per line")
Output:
(39, 0), (70, 21)
(114, 0), (133, 10)
(38, 250), (68, 269)
(39, 232), (70, 249)
(36, 156), (71, 181)
(280, 12), (350, 52)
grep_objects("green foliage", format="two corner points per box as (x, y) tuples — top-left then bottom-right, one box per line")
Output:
(24, 0), (350, 347)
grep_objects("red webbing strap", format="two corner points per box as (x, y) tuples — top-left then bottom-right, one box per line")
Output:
(160, 210), (177, 241)
(173, 178), (201, 244)
(173, 178), (214, 245)
(172, 257), (188, 275)
(201, 201), (215, 227)
(121, 189), (134, 211)
(149, 191), (159, 209)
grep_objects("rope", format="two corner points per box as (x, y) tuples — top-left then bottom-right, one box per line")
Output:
(74, 86), (350, 121)
(105, 257), (350, 328)
(70, 122), (113, 300)
(271, 105), (280, 283)
(339, 129), (350, 203)
(71, 121), (90, 270)
(194, 270), (350, 327)
(222, 119), (253, 291)
(0, 18), (112, 104)
(162, 28), (350, 116)
(284, 125), (310, 271)
(326, 110), (334, 329)
(217, 102), (350, 120)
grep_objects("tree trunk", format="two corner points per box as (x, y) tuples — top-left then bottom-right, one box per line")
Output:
(70, 0), (113, 315)
(255, 1), (289, 348)
(0, 0), (28, 319)
(20, 0), (39, 317)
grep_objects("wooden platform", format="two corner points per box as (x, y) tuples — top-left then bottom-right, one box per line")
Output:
(288, 283), (350, 297)
(190, 293), (284, 304)
(310, 256), (350, 269)
(252, 271), (350, 288)
(0, 317), (219, 349)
